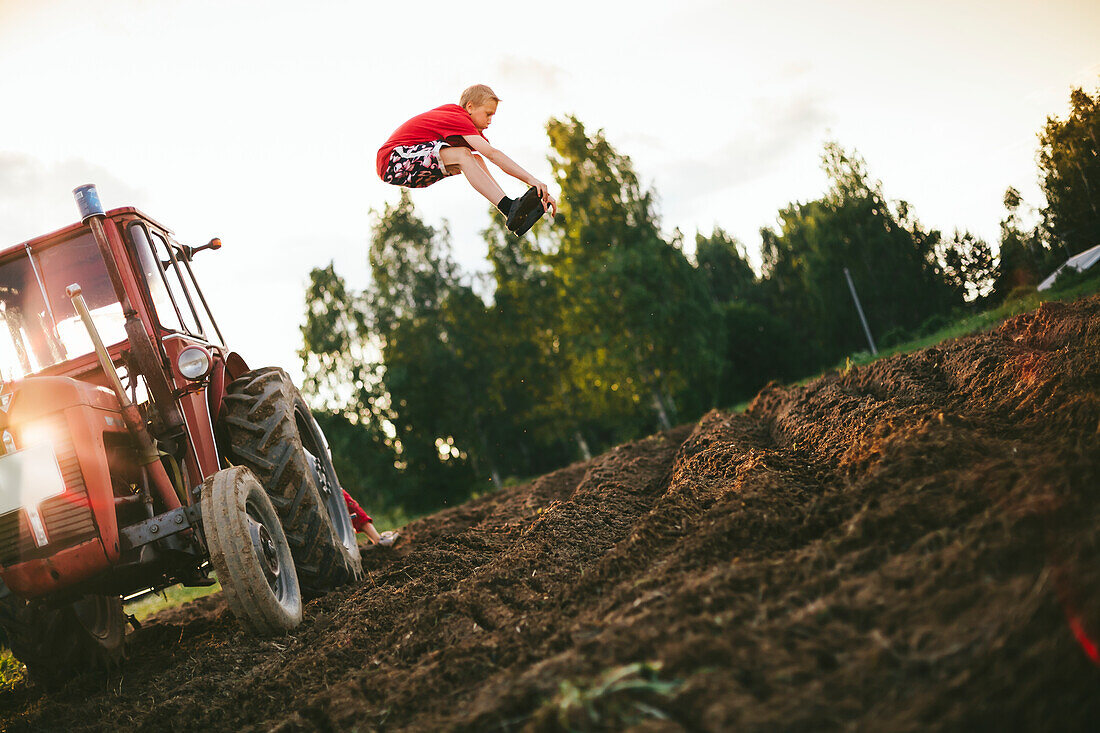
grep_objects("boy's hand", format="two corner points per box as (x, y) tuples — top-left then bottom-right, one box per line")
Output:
(530, 179), (557, 216)
(529, 178), (549, 199)
(542, 190), (558, 217)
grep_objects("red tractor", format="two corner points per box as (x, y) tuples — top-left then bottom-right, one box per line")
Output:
(0, 185), (362, 686)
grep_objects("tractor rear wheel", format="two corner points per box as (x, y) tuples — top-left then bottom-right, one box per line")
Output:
(219, 367), (362, 596)
(0, 591), (125, 688)
(200, 466), (302, 635)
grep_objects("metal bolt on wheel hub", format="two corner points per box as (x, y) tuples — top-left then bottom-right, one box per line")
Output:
(310, 454), (332, 499)
(247, 513), (282, 591)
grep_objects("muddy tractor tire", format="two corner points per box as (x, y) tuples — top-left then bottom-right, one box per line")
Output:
(0, 591), (125, 689)
(219, 367), (363, 596)
(200, 466), (302, 635)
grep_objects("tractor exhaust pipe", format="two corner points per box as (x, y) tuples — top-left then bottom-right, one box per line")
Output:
(66, 283), (183, 512)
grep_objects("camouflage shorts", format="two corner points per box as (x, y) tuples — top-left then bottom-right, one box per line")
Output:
(381, 140), (456, 188)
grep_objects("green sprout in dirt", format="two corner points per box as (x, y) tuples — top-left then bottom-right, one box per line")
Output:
(532, 661), (682, 731)
(0, 649), (26, 691)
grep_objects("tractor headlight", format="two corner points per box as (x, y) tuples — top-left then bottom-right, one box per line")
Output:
(177, 346), (212, 380)
(0, 441), (66, 547)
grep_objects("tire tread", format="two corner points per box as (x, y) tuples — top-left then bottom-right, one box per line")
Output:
(219, 367), (362, 596)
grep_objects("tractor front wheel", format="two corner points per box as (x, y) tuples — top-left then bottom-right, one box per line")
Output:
(200, 466), (302, 635)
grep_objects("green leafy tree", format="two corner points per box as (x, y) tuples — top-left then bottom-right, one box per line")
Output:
(367, 191), (459, 337)
(299, 264), (407, 511)
(691, 227), (797, 407)
(299, 263), (374, 414)
(759, 142), (957, 367)
(483, 214), (587, 465)
(311, 411), (402, 518)
(712, 301), (799, 405)
(993, 186), (1047, 296)
(695, 228), (757, 304)
(546, 116), (714, 434)
(1039, 81), (1100, 259)
(364, 192), (490, 510)
(301, 192), (488, 513)
(935, 229), (996, 302)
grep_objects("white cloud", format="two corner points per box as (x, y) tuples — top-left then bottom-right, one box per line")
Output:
(494, 56), (568, 94)
(656, 91), (832, 197)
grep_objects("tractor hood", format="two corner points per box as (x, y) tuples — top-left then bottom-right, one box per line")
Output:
(0, 376), (121, 428)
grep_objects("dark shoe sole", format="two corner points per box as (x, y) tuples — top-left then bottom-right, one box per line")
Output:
(513, 200), (545, 236)
(506, 187), (542, 230)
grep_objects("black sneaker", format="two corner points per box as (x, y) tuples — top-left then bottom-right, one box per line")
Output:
(506, 187), (542, 231)
(512, 198), (546, 236)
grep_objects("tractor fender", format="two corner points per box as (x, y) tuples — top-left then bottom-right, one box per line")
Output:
(207, 352), (250, 423)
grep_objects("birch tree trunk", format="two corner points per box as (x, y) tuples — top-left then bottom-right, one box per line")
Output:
(574, 430), (593, 461)
(652, 391), (672, 431)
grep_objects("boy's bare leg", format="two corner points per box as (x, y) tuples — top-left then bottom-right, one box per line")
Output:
(440, 146), (506, 204)
(362, 522), (399, 547)
(474, 151), (548, 214)
(472, 152), (494, 179)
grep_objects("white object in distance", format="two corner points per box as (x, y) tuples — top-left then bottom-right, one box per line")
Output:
(1037, 243), (1100, 291)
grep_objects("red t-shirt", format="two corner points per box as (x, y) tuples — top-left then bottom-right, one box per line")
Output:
(376, 104), (488, 179)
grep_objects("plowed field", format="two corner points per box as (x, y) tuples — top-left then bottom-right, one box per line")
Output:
(2, 295), (1098, 732)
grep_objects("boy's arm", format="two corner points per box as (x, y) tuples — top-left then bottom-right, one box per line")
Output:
(463, 135), (556, 210)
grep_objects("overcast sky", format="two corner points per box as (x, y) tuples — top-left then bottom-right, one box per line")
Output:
(1, 0), (1097, 386)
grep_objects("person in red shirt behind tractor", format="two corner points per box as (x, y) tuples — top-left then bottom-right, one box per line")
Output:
(377, 84), (557, 236)
(343, 490), (398, 548)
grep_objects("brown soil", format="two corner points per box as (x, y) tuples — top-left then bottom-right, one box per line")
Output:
(2, 295), (1098, 732)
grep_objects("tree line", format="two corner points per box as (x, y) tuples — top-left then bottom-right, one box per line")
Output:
(301, 81), (1100, 517)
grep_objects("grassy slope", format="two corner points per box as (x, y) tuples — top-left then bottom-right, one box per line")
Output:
(726, 274), (1100, 411)
(833, 276), (1100, 372)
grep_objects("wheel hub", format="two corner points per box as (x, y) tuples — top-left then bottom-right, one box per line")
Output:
(247, 515), (281, 589)
(311, 454), (332, 499)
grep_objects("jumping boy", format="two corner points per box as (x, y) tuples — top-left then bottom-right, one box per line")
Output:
(376, 84), (557, 236)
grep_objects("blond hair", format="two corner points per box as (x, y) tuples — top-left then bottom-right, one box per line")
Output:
(460, 84), (500, 108)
